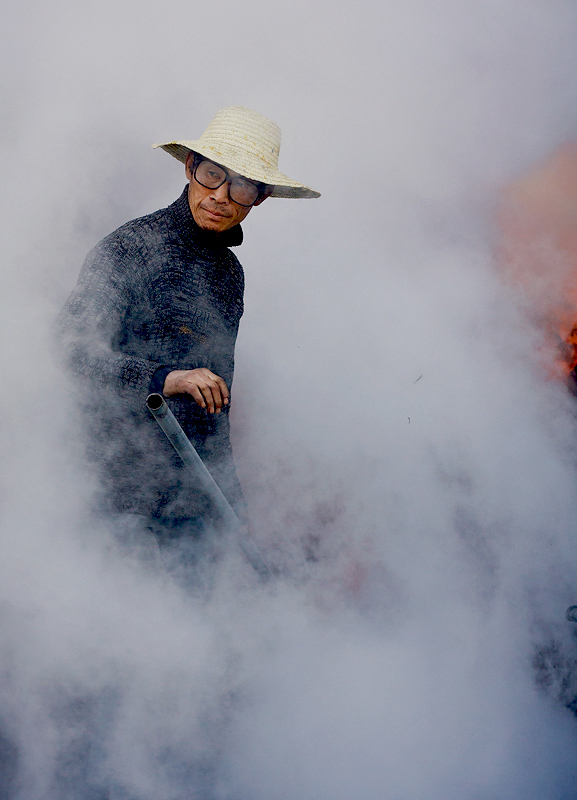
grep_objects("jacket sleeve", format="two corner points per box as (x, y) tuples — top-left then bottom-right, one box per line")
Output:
(57, 239), (164, 396)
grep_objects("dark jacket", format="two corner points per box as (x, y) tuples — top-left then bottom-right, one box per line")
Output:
(58, 187), (246, 521)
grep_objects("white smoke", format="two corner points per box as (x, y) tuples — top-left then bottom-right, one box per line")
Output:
(2, 0), (577, 797)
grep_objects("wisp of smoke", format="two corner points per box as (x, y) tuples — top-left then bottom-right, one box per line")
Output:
(1, 0), (577, 797)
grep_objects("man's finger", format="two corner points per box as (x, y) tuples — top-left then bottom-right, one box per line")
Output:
(188, 385), (207, 409)
(215, 375), (230, 404)
(201, 371), (228, 407)
(200, 381), (225, 413)
(204, 373), (228, 411)
(197, 383), (214, 413)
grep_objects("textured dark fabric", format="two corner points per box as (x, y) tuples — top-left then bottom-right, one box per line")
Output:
(59, 187), (246, 521)
(148, 365), (174, 395)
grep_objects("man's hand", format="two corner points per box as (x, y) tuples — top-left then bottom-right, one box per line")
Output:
(163, 368), (229, 414)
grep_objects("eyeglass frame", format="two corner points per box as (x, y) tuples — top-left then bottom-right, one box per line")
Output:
(192, 156), (268, 207)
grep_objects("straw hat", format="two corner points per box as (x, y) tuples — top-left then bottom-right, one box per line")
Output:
(152, 106), (320, 199)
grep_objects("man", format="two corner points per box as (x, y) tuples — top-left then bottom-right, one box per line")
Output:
(59, 105), (319, 560)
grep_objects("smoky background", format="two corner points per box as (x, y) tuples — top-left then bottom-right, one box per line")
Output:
(2, 0), (577, 797)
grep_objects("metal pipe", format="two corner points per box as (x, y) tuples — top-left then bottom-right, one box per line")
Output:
(146, 393), (270, 575)
(146, 393), (239, 530)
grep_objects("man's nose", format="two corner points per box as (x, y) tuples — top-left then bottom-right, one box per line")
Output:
(210, 182), (230, 203)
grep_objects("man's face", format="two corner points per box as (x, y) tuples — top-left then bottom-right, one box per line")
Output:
(185, 154), (268, 232)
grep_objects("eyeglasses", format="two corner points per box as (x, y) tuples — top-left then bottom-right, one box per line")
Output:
(193, 159), (264, 207)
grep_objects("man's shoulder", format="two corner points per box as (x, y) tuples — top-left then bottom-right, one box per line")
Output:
(96, 204), (171, 255)
(77, 204), (174, 287)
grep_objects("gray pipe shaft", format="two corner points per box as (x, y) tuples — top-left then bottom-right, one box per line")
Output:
(146, 393), (270, 576)
(146, 393), (240, 531)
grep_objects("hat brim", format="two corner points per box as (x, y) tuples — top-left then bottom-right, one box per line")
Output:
(152, 141), (320, 199)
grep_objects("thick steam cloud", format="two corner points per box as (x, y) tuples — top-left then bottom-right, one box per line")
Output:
(1, 0), (577, 798)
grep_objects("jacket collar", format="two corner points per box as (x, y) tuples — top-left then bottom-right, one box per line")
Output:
(170, 186), (243, 249)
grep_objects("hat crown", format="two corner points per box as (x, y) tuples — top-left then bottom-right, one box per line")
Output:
(199, 106), (281, 170)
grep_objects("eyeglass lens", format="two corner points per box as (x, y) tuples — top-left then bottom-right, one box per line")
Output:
(194, 160), (260, 207)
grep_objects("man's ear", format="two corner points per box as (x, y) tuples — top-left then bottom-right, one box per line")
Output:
(253, 186), (273, 206)
(185, 152), (195, 180)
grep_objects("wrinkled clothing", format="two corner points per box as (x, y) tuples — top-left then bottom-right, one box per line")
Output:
(59, 187), (246, 522)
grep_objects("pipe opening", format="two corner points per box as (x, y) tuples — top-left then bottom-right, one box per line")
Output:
(146, 393), (164, 412)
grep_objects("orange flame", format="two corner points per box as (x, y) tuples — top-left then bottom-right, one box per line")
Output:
(497, 142), (577, 377)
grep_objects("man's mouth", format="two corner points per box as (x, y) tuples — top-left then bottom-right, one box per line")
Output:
(202, 206), (230, 219)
